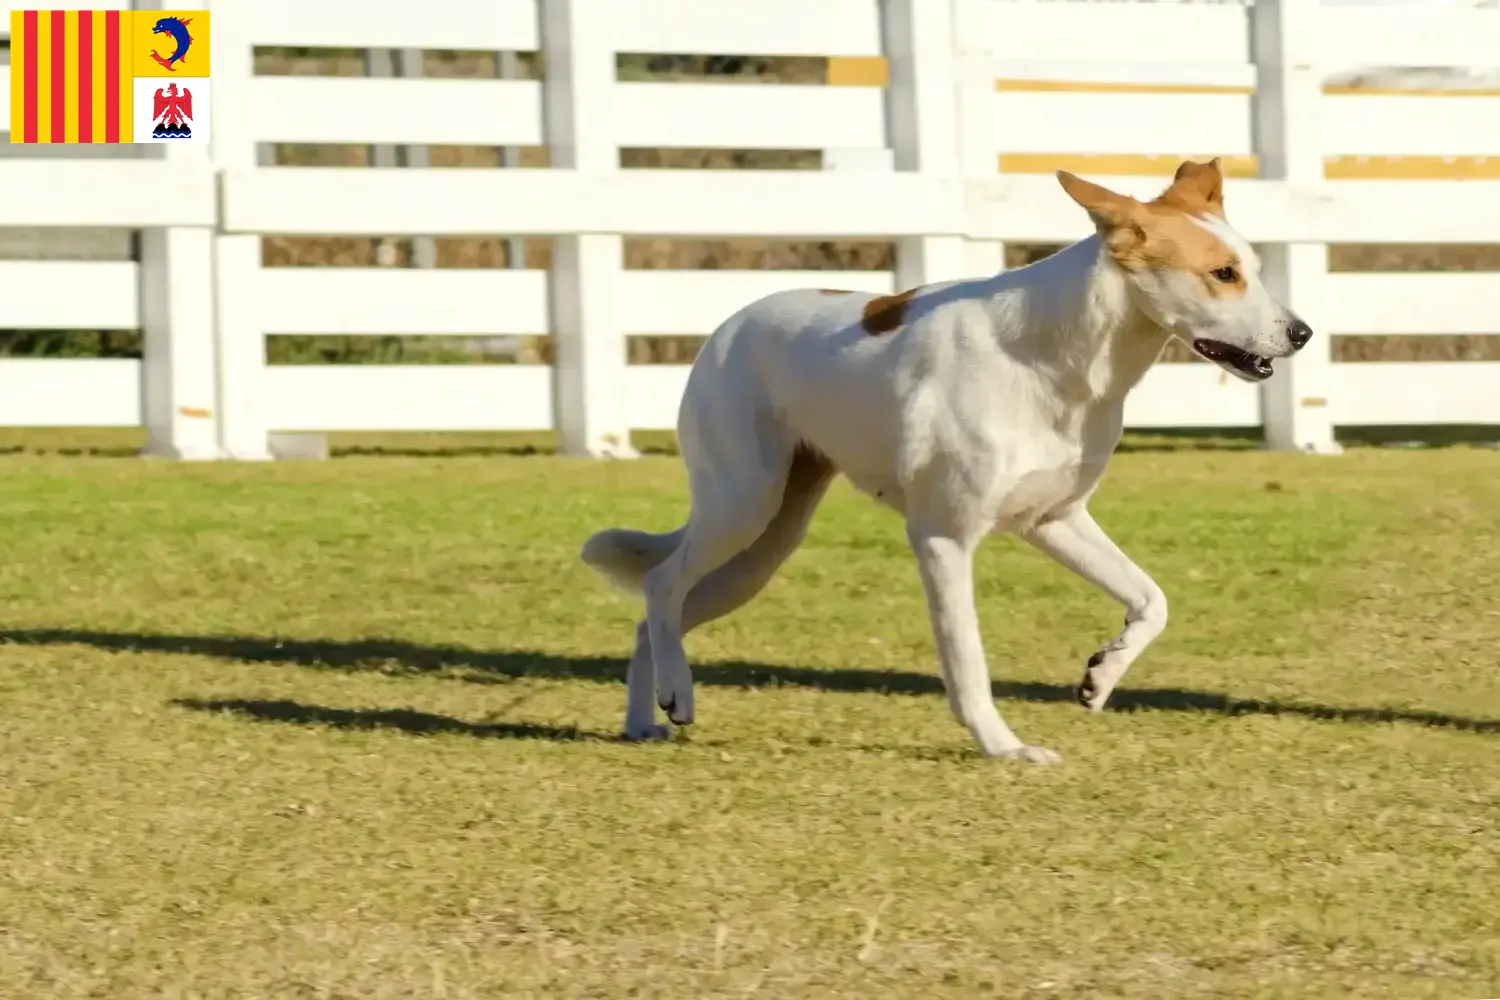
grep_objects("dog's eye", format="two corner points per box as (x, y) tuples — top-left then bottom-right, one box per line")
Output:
(1211, 266), (1238, 283)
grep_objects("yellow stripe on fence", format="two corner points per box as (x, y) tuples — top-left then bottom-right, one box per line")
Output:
(824, 59), (1500, 180)
(825, 56), (887, 87)
(1322, 85), (1500, 98)
(827, 57), (1500, 99)
(998, 154), (1260, 177)
(995, 153), (1500, 181)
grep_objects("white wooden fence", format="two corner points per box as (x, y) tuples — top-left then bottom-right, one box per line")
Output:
(1, 0), (1499, 459)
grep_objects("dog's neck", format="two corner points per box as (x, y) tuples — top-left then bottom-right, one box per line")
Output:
(983, 233), (1173, 403)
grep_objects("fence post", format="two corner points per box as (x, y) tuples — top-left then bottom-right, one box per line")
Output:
(1250, 0), (1341, 454)
(134, 0), (220, 460)
(138, 225), (221, 459)
(951, 0), (1005, 278)
(880, 0), (969, 288)
(209, 0), (273, 459)
(541, 0), (637, 458)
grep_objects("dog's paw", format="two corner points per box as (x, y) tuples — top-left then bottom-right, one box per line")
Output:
(622, 722), (675, 742)
(1076, 673), (1105, 712)
(990, 745), (1063, 765)
(657, 686), (695, 727)
(1077, 654), (1123, 712)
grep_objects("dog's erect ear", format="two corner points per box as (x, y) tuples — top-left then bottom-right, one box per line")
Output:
(1056, 170), (1141, 229)
(1057, 170), (1145, 253)
(1163, 157), (1224, 214)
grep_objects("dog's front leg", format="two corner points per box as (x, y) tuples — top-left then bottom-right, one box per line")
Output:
(1024, 506), (1168, 711)
(907, 524), (1061, 764)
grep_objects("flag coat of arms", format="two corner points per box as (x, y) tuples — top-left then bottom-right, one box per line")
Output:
(9, 9), (210, 144)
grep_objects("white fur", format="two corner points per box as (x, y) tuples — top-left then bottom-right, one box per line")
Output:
(580, 190), (1309, 762)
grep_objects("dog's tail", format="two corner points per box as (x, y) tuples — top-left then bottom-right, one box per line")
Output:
(579, 525), (685, 595)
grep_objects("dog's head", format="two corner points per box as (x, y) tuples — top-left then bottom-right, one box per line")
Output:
(1056, 158), (1311, 382)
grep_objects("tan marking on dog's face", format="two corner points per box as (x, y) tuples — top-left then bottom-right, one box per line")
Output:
(1057, 158), (1306, 376)
(861, 288), (919, 335)
(1059, 157), (1245, 297)
(1111, 202), (1246, 299)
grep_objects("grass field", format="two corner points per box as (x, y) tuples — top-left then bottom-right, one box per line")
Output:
(1, 440), (1497, 999)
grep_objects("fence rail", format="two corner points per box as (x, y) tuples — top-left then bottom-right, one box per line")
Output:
(1, 0), (1499, 459)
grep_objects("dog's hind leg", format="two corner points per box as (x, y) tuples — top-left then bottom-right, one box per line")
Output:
(1023, 505), (1168, 711)
(623, 445), (836, 739)
(623, 621), (672, 740)
(680, 445), (836, 632)
(642, 435), (800, 727)
(906, 520), (1062, 764)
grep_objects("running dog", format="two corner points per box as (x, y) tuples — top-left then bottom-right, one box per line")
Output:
(581, 158), (1312, 763)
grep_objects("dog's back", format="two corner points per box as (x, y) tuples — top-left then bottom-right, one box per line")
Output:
(580, 277), (1010, 593)
(580, 287), (867, 594)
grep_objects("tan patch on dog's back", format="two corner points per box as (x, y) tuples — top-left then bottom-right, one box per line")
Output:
(817, 288), (853, 295)
(861, 288), (919, 335)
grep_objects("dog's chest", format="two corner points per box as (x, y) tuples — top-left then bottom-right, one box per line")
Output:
(988, 455), (1105, 533)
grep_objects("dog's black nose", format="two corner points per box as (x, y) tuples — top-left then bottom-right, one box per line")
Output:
(1287, 320), (1313, 350)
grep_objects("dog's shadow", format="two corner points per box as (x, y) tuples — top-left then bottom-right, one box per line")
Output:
(169, 697), (617, 742)
(4, 627), (1496, 739)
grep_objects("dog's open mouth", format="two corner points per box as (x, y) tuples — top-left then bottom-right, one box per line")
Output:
(1193, 339), (1274, 381)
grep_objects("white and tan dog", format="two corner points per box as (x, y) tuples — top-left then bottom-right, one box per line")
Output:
(581, 158), (1312, 763)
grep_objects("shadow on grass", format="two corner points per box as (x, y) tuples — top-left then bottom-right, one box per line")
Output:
(171, 697), (614, 742)
(6, 627), (1497, 735)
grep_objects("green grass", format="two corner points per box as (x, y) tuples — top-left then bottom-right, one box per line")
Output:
(1, 443), (1497, 999)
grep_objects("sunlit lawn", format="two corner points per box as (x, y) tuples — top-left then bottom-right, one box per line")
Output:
(1, 437), (1496, 998)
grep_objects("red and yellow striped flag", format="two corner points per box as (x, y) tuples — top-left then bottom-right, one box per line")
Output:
(10, 10), (133, 144)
